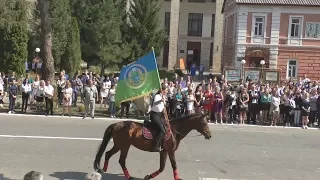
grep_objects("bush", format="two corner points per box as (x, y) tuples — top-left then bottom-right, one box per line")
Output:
(158, 69), (174, 81)
(174, 69), (184, 77)
(158, 69), (184, 81)
(88, 66), (101, 75)
(15, 102), (21, 109)
(77, 104), (85, 112)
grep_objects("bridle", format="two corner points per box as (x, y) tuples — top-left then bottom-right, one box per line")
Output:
(172, 129), (202, 138)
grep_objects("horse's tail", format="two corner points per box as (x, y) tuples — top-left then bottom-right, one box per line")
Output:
(94, 123), (116, 170)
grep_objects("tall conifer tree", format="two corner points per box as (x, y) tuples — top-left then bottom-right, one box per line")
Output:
(63, 17), (82, 75)
(0, 0), (29, 75)
(123, 0), (167, 63)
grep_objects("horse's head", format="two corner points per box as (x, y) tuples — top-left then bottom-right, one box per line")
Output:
(194, 114), (212, 140)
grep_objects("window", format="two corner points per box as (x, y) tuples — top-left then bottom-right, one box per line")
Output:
(164, 12), (170, 35)
(254, 16), (265, 36)
(188, 13), (203, 37)
(306, 22), (320, 38)
(287, 60), (298, 78)
(211, 14), (215, 37)
(289, 17), (302, 38)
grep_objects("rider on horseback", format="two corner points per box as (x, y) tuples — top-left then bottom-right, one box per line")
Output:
(150, 84), (167, 152)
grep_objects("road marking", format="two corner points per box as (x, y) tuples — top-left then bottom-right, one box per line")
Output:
(0, 134), (110, 141)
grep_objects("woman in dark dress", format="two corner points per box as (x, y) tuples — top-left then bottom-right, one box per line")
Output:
(238, 88), (249, 125)
(194, 86), (202, 113)
(212, 86), (224, 124)
(301, 93), (310, 129)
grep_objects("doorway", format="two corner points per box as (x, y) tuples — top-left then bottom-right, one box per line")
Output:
(249, 57), (269, 68)
(186, 42), (201, 68)
(162, 41), (169, 68)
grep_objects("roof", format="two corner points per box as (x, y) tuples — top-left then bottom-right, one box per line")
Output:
(236, 0), (320, 6)
(222, 0), (320, 13)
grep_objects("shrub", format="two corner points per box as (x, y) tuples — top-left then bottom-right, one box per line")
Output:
(174, 69), (184, 77)
(88, 66), (101, 75)
(15, 102), (21, 109)
(158, 69), (184, 81)
(158, 69), (174, 81)
(77, 104), (85, 112)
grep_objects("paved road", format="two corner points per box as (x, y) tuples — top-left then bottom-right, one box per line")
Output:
(0, 114), (319, 180)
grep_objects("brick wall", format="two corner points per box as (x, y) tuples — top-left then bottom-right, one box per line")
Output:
(278, 50), (320, 80)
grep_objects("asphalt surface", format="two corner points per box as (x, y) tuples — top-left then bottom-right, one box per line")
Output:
(0, 114), (320, 180)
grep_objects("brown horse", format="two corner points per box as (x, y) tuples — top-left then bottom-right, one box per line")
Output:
(93, 114), (212, 180)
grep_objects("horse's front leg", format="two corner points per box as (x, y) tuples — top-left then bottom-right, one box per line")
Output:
(118, 147), (134, 180)
(168, 151), (181, 180)
(144, 150), (168, 180)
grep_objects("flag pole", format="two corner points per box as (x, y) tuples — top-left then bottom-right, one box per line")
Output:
(152, 47), (170, 126)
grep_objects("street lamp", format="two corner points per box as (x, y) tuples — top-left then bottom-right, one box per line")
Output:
(35, 48), (40, 74)
(241, 59), (246, 81)
(260, 60), (265, 81)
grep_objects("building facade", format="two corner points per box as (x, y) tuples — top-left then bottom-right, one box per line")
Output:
(222, 0), (320, 80)
(158, 0), (223, 73)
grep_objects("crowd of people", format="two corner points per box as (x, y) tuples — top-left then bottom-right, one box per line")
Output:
(0, 70), (119, 118)
(0, 69), (319, 129)
(162, 74), (319, 129)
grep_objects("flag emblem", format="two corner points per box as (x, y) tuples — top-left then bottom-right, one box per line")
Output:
(124, 64), (148, 89)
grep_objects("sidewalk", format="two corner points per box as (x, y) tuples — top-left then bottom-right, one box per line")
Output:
(0, 112), (319, 131)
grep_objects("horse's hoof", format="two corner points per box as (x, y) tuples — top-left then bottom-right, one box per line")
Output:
(128, 177), (134, 180)
(144, 175), (151, 180)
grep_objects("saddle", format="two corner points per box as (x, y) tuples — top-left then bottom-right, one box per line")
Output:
(142, 117), (171, 141)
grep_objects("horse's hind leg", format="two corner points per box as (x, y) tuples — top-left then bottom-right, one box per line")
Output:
(103, 146), (119, 172)
(144, 150), (168, 180)
(118, 147), (134, 180)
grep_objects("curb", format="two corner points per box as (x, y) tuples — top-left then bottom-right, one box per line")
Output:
(0, 113), (319, 130)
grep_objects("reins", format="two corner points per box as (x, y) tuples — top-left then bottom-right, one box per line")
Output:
(172, 129), (202, 138)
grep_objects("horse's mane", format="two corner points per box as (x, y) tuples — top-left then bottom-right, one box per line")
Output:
(169, 113), (204, 124)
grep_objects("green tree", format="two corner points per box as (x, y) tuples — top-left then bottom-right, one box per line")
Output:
(71, 0), (128, 74)
(0, 0), (29, 76)
(49, 0), (72, 70)
(123, 0), (167, 64)
(62, 17), (82, 76)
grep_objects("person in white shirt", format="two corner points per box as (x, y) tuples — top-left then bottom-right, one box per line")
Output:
(83, 80), (98, 119)
(302, 74), (310, 86)
(21, 78), (32, 112)
(44, 80), (54, 115)
(270, 92), (280, 126)
(150, 85), (167, 152)
(0, 72), (4, 86)
(100, 76), (111, 108)
(187, 89), (195, 114)
(108, 84), (116, 117)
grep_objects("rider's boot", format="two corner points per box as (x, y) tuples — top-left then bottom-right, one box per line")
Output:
(152, 132), (164, 152)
